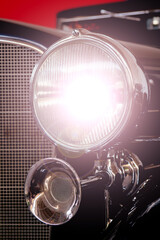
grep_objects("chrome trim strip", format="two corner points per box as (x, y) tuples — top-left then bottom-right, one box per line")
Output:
(132, 136), (160, 143)
(145, 164), (160, 170)
(147, 110), (160, 113)
(81, 175), (103, 188)
(0, 35), (46, 54)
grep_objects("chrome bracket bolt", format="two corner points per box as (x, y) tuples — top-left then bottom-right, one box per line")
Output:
(72, 29), (80, 37)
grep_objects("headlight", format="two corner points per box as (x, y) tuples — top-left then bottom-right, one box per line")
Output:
(31, 29), (148, 153)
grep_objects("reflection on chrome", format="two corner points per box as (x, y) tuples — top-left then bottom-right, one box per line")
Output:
(25, 158), (81, 225)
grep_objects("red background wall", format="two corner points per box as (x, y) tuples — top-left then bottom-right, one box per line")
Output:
(0, 0), (123, 28)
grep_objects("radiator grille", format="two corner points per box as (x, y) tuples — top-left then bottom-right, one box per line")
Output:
(0, 38), (53, 239)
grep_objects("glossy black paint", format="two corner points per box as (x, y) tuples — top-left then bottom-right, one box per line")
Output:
(103, 170), (160, 239)
(0, 19), (60, 48)
(51, 184), (106, 240)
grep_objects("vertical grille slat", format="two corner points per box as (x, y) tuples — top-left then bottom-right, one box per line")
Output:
(0, 38), (52, 240)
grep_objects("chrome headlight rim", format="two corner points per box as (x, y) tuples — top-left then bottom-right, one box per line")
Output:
(30, 29), (147, 153)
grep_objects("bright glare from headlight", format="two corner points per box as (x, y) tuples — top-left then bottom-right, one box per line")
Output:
(31, 33), (137, 153)
(64, 76), (115, 122)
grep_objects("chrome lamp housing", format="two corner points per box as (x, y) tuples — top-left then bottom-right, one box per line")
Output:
(30, 29), (148, 154)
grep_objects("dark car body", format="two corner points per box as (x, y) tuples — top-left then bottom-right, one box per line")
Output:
(0, 0), (160, 239)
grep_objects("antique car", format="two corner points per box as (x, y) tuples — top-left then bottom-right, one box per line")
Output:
(1, 0), (160, 239)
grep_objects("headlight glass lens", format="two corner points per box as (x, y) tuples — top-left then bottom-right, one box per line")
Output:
(32, 37), (130, 152)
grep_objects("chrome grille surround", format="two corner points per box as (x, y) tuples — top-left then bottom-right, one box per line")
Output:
(0, 37), (53, 240)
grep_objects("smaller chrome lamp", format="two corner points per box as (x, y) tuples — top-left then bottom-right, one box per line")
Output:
(25, 158), (81, 225)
